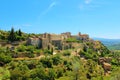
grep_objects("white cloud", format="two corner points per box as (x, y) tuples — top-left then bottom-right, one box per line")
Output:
(49, 2), (56, 9)
(41, 2), (57, 16)
(79, 0), (102, 10)
(85, 0), (92, 4)
(22, 24), (32, 27)
(79, 0), (92, 10)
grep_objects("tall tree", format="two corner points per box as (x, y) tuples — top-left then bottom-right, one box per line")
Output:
(18, 29), (22, 36)
(8, 27), (16, 42)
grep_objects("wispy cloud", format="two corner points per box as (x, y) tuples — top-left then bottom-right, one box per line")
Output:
(22, 24), (32, 27)
(79, 0), (102, 10)
(41, 2), (57, 16)
(79, 0), (92, 10)
(85, 0), (92, 4)
(49, 2), (56, 9)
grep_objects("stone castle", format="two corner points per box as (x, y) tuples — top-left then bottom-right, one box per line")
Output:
(26, 32), (89, 50)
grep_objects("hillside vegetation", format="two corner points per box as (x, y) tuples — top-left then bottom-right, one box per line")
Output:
(0, 28), (120, 80)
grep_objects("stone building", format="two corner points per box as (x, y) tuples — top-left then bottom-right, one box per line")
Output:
(26, 37), (42, 48)
(26, 32), (90, 50)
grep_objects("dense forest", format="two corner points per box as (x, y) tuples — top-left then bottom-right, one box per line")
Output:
(0, 28), (120, 80)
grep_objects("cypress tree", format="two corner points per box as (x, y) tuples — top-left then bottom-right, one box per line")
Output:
(18, 29), (22, 36)
(8, 27), (16, 42)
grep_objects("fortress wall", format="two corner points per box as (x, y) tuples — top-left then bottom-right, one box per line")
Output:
(42, 38), (49, 49)
(50, 35), (62, 40)
(80, 34), (89, 40)
(26, 32), (90, 50)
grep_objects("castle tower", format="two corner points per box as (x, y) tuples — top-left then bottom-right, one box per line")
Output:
(47, 34), (51, 43)
(78, 32), (81, 36)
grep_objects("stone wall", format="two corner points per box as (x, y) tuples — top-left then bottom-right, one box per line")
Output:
(26, 38), (42, 48)
(26, 32), (90, 50)
(80, 34), (89, 40)
(52, 40), (62, 50)
(42, 38), (49, 49)
(50, 34), (62, 41)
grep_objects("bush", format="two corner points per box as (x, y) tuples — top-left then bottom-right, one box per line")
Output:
(10, 64), (30, 80)
(30, 68), (48, 79)
(0, 53), (12, 64)
(17, 45), (26, 52)
(52, 55), (62, 65)
(34, 50), (41, 56)
(43, 49), (52, 55)
(48, 68), (55, 80)
(66, 38), (81, 43)
(26, 52), (34, 58)
(63, 51), (71, 56)
(26, 45), (35, 52)
(0, 67), (10, 80)
(85, 53), (93, 59)
(79, 51), (86, 57)
(40, 57), (53, 68)
(56, 68), (64, 78)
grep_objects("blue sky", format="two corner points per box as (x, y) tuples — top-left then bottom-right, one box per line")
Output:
(0, 0), (120, 39)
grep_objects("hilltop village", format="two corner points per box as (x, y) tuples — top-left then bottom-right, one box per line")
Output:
(0, 29), (119, 80)
(27, 32), (89, 50)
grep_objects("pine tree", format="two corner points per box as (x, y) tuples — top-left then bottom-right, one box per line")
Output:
(18, 29), (22, 36)
(8, 27), (16, 42)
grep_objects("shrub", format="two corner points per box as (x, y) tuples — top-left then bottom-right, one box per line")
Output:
(63, 51), (71, 56)
(17, 45), (26, 52)
(30, 68), (48, 79)
(26, 52), (34, 58)
(43, 49), (52, 55)
(40, 57), (53, 68)
(0, 53), (12, 64)
(52, 55), (62, 65)
(66, 38), (81, 43)
(26, 45), (35, 52)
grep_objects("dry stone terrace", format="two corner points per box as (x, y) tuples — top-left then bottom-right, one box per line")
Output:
(26, 32), (90, 50)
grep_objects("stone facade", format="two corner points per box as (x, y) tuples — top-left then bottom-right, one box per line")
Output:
(26, 37), (42, 48)
(26, 32), (89, 50)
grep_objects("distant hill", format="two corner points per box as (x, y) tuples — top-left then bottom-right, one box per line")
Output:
(93, 38), (120, 50)
(107, 44), (120, 50)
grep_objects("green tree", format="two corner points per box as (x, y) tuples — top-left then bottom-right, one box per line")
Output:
(48, 68), (55, 80)
(18, 29), (22, 36)
(113, 52), (120, 66)
(0, 53), (12, 64)
(52, 55), (62, 65)
(40, 57), (53, 68)
(8, 27), (16, 42)
(30, 68), (48, 79)
(0, 67), (10, 80)
(33, 77), (41, 80)
(10, 64), (30, 80)
(56, 68), (63, 78)
(63, 50), (71, 56)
